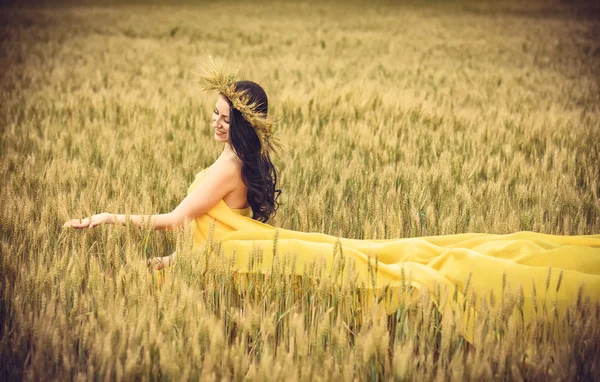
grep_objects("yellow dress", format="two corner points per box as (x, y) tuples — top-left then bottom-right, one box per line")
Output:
(188, 169), (600, 340)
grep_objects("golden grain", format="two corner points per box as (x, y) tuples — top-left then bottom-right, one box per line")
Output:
(1, 1), (600, 380)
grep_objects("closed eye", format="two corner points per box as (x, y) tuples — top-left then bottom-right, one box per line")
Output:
(214, 108), (230, 124)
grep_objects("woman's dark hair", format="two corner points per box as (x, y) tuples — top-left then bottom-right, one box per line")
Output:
(225, 80), (281, 222)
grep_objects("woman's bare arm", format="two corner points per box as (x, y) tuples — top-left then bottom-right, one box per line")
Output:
(63, 159), (240, 230)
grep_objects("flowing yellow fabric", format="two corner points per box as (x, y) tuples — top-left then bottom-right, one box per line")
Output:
(188, 169), (600, 341)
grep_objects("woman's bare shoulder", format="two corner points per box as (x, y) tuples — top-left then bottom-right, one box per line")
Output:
(209, 152), (243, 178)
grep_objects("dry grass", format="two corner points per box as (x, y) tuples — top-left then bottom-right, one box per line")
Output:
(1, 0), (600, 380)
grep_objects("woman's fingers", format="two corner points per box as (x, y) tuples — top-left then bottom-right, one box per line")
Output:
(154, 257), (164, 271)
(147, 257), (165, 271)
(63, 219), (76, 227)
(63, 218), (91, 228)
(64, 213), (111, 228)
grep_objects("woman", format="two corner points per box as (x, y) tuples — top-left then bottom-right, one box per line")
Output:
(64, 61), (600, 341)
(65, 75), (279, 271)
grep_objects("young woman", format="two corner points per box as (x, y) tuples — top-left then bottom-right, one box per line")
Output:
(64, 62), (600, 341)
(64, 78), (279, 271)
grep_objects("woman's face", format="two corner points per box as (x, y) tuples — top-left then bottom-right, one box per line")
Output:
(212, 94), (230, 143)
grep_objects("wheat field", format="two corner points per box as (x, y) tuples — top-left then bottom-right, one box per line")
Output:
(1, 0), (600, 380)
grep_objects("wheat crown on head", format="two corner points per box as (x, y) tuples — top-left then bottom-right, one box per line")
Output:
(195, 57), (279, 157)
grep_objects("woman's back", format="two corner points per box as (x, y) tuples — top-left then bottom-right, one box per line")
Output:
(207, 152), (249, 211)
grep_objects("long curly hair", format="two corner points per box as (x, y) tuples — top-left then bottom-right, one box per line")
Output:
(224, 80), (281, 222)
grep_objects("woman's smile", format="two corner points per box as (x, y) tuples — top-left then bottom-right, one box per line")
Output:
(212, 94), (231, 142)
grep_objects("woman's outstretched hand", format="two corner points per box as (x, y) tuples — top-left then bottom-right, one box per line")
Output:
(63, 213), (114, 229)
(147, 254), (176, 271)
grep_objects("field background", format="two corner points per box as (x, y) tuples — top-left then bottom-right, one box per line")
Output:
(1, 0), (600, 380)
